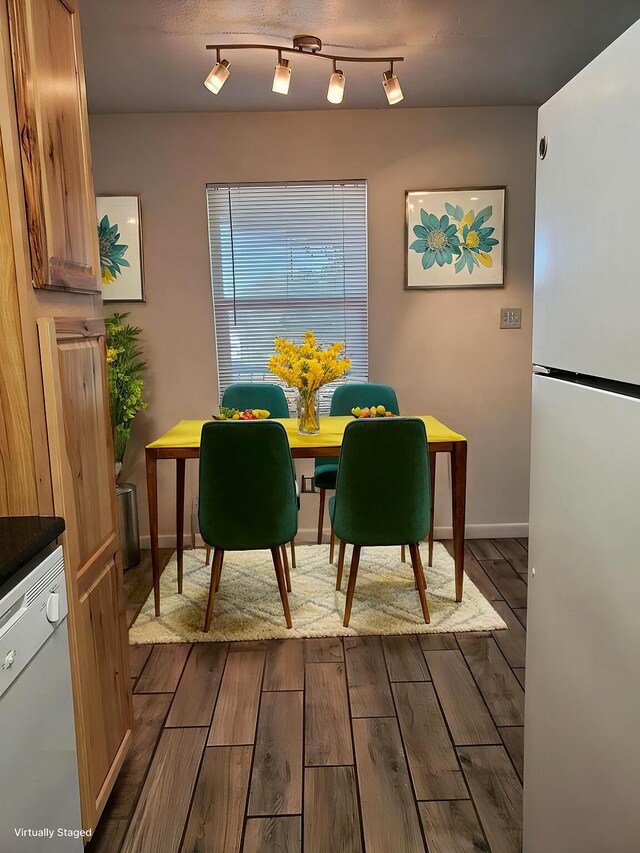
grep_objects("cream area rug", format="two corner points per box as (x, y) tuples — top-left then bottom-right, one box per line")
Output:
(130, 543), (506, 644)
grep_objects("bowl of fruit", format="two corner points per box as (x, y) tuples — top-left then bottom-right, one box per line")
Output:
(351, 405), (396, 419)
(214, 407), (270, 421)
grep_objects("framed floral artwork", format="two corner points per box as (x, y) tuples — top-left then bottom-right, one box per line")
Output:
(405, 187), (505, 289)
(97, 195), (145, 302)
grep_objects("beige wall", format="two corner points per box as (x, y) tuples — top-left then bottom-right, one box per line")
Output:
(89, 106), (537, 544)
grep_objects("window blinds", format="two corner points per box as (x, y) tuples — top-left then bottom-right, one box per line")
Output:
(206, 181), (368, 413)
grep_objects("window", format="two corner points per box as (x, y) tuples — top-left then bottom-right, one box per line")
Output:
(206, 181), (368, 412)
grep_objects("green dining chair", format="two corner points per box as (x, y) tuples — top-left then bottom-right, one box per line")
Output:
(211, 382), (297, 571)
(199, 420), (297, 631)
(315, 383), (401, 561)
(221, 382), (290, 418)
(329, 418), (431, 627)
(315, 383), (399, 539)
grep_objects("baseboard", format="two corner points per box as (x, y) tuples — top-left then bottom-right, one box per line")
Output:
(433, 523), (529, 539)
(140, 522), (529, 550)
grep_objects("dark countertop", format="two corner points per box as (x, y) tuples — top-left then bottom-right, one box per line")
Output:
(0, 516), (65, 590)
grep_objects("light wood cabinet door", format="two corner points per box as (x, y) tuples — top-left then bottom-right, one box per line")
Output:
(8, 0), (100, 291)
(38, 316), (132, 833)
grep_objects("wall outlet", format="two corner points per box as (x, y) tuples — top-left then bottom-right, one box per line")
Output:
(500, 308), (522, 329)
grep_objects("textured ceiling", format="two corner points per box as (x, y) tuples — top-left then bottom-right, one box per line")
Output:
(80, 0), (639, 113)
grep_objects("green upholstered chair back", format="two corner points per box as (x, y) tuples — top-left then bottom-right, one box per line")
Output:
(332, 418), (430, 546)
(221, 383), (290, 418)
(330, 383), (400, 415)
(199, 420), (297, 550)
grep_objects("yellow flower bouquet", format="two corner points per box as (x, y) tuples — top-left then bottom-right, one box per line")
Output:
(269, 330), (351, 434)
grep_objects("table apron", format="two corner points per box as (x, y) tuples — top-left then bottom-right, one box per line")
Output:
(149, 441), (454, 461)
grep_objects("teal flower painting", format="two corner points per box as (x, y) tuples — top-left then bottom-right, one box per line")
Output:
(406, 189), (505, 289)
(409, 211), (462, 269)
(98, 214), (130, 285)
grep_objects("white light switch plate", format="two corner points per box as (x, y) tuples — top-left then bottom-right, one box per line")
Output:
(500, 307), (522, 329)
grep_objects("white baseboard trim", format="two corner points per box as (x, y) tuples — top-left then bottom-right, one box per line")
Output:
(140, 522), (528, 550)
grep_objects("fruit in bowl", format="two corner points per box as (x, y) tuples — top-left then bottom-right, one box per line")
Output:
(351, 405), (395, 419)
(214, 407), (270, 421)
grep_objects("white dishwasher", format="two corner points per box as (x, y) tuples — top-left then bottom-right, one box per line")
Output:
(0, 542), (84, 852)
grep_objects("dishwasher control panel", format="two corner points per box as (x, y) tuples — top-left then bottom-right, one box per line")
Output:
(0, 545), (67, 698)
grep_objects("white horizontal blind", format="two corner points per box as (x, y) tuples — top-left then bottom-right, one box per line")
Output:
(206, 181), (368, 413)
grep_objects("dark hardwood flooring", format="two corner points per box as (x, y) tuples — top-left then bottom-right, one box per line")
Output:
(88, 539), (527, 853)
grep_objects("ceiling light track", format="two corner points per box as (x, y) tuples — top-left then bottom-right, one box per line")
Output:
(204, 34), (404, 105)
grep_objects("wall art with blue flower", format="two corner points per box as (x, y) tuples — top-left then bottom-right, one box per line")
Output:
(96, 196), (145, 302)
(405, 188), (505, 289)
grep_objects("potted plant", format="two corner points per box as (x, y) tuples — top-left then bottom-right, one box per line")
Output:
(105, 312), (147, 568)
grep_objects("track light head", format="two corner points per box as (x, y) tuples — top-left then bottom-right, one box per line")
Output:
(204, 55), (230, 94)
(382, 68), (403, 104)
(272, 56), (291, 95)
(327, 62), (345, 104)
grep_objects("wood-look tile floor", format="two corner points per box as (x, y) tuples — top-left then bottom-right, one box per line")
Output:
(88, 539), (528, 853)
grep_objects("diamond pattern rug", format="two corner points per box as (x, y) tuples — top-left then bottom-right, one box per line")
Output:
(129, 543), (506, 644)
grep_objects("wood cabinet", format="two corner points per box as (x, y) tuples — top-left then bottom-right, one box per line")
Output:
(39, 317), (132, 825)
(8, 0), (100, 291)
(0, 0), (132, 835)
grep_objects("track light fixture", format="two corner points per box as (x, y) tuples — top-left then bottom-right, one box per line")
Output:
(204, 49), (230, 94)
(204, 35), (404, 105)
(327, 61), (345, 104)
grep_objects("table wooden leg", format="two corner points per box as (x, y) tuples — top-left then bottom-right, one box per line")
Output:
(451, 441), (467, 602)
(176, 458), (185, 594)
(145, 448), (160, 617)
(317, 488), (326, 544)
(428, 450), (436, 566)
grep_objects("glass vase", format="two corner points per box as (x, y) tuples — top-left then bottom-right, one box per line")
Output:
(296, 390), (320, 435)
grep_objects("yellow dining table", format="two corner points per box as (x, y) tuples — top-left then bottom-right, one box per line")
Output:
(145, 415), (467, 617)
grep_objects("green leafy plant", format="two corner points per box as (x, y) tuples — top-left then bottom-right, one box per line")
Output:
(105, 312), (147, 465)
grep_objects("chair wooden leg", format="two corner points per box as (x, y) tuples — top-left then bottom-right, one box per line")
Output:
(400, 544), (406, 563)
(336, 540), (346, 590)
(203, 548), (224, 632)
(205, 545), (211, 565)
(215, 550), (224, 591)
(329, 527), (336, 564)
(281, 544), (292, 592)
(343, 545), (361, 628)
(428, 450), (436, 566)
(415, 543), (427, 591)
(317, 488), (326, 544)
(290, 539), (296, 568)
(409, 543), (430, 624)
(271, 547), (292, 629)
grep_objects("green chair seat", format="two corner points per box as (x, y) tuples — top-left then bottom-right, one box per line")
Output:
(315, 462), (339, 490)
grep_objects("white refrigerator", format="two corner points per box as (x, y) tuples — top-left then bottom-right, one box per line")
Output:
(524, 18), (640, 853)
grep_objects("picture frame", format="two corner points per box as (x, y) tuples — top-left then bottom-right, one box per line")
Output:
(405, 187), (506, 289)
(96, 195), (145, 302)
